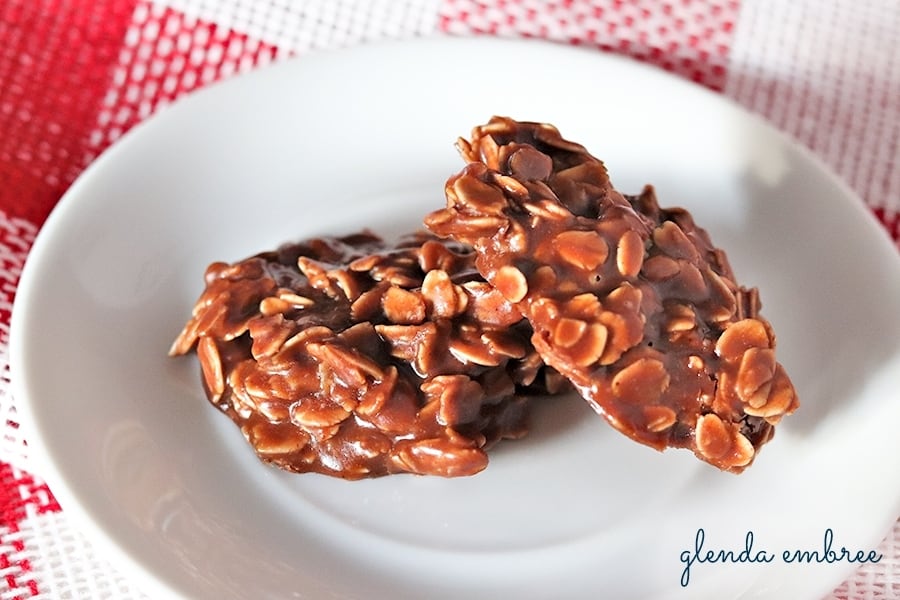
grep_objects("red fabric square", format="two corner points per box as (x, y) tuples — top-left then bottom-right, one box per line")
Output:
(0, 0), (138, 226)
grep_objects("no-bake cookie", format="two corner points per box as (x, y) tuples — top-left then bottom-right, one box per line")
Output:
(425, 117), (798, 472)
(170, 231), (561, 478)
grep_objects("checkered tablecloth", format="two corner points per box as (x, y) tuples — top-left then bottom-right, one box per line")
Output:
(1, 1), (898, 598)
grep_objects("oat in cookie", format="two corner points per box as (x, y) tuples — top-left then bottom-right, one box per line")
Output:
(425, 116), (798, 472)
(170, 231), (562, 479)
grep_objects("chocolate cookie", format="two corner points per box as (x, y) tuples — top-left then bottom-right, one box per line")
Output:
(425, 117), (798, 472)
(171, 231), (561, 478)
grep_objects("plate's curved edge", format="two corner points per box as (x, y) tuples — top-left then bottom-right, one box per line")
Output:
(9, 231), (191, 598)
(7, 36), (900, 600)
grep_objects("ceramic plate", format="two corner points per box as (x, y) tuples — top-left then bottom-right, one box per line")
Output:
(11, 38), (900, 599)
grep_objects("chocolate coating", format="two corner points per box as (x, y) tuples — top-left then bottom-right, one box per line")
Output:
(426, 116), (798, 472)
(171, 231), (562, 478)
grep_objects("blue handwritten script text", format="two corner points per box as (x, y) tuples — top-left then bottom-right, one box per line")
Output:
(679, 528), (774, 586)
(782, 528), (883, 565)
(679, 528), (882, 587)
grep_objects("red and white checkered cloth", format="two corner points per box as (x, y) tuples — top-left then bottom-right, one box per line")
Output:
(1, 1), (897, 598)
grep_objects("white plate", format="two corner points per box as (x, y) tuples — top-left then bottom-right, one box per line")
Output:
(11, 38), (900, 600)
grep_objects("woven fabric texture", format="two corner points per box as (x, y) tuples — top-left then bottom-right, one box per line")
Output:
(0, 1), (897, 598)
